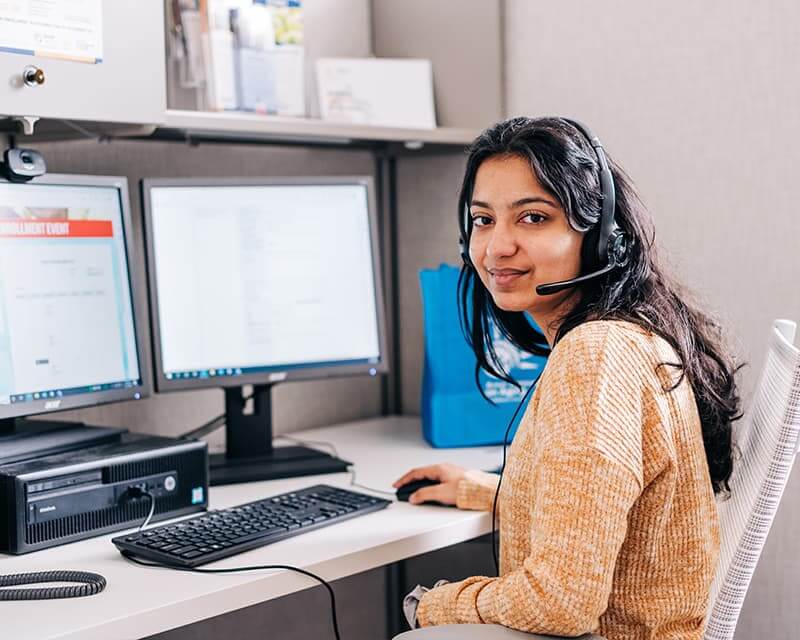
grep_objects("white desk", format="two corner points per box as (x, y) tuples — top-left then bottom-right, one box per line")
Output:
(2, 417), (502, 640)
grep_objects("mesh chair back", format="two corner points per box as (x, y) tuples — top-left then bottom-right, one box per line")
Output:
(705, 320), (800, 640)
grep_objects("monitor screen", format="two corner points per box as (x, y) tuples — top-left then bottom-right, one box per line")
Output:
(0, 174), (147, 419)
(143, 177), (388, 391)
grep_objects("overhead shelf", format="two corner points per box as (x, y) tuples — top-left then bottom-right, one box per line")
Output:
(152, 109), (479, 150)
(1, 110), (480, 152)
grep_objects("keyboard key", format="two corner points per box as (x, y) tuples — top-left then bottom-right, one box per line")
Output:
(170, 545), (196, 555)
(232, 527), (287, 544)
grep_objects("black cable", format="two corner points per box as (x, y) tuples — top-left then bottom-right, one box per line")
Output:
(178, 411), (227, 440)
(490, 379), (539, 576)
(348, 468), (397, 498)
(120, 473), (344, 638)
(0, 571), (106, 600)
(278, 433), (395, 498)
(120, 486), (157, 531)
(178, 390), (269, 440)
(182, 413), (393, 498)
(121, 553), (342, 640)
(0, 485), (157, 601)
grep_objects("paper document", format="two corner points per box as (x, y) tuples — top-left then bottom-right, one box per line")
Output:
(0, 0), (103, 64)
(316, 58), (436, 129)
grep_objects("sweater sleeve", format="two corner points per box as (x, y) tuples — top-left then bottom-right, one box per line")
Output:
(416, 323), (647, 635)
(455, 469), (501, 511)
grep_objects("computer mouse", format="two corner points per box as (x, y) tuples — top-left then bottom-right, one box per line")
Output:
(396, 478), (442, 503)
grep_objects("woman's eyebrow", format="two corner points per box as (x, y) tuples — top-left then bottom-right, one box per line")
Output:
(510, 196), (558, 208)
(470, 199), (493, 209)
(470, 196), (558, 209)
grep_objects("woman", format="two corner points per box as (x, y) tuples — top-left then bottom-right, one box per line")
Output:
(394, 117), (742, 639)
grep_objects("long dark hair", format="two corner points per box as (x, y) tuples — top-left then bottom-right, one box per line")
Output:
(458, 116), (742, 494)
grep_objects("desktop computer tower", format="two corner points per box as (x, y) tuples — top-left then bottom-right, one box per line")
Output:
(0, 434), (209, 554)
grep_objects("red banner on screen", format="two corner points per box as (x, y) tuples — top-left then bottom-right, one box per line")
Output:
(0, 219), (113, 238)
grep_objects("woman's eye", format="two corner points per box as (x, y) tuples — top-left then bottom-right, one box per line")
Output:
(521, 212), (546, 224)
(471, 215), (493, 227)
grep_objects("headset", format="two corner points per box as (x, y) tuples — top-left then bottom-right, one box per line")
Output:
(459, 118), (631, 295)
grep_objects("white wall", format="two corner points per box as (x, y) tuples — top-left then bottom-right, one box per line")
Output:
(504, 1), (800, 636)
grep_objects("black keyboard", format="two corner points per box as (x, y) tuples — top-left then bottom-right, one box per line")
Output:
(112, 484), (391, 567)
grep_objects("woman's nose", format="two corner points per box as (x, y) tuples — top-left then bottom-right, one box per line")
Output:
(484, 225), (517, 259)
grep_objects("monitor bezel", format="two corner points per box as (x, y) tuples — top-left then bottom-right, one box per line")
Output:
(0, 173), (151, 420)
(141, 175), (390, 393)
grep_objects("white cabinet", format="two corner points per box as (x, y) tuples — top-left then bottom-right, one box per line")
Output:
(0, 1), (166, 127)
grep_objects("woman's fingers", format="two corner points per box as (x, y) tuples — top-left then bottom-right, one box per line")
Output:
(392, 465), (442, 488)
(409, 482), (456, 506)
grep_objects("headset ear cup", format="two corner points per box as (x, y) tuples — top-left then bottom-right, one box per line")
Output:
(609, 230), (632, 267)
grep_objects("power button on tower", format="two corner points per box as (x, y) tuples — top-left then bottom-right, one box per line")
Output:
(164, 475), (177, 492)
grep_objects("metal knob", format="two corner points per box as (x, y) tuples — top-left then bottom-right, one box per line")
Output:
(23, 65), (45, 87)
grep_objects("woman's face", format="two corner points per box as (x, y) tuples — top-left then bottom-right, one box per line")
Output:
(468, 154), (584, 322)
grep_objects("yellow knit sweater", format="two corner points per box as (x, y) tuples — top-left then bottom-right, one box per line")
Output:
(417, 320), (719, 639)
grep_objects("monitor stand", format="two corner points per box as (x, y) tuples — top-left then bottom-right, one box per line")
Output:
(0, 418), (126, 465)
(208, 384), (351, 486)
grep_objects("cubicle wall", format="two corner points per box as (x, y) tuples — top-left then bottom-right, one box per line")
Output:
(37, 139), (383, 450)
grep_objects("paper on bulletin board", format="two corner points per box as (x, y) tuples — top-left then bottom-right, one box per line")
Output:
(0, 0), (104, 64)
(316, 58), (437, 129)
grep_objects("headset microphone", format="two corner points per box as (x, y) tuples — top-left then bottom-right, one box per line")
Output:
(535, 262), (617, 296)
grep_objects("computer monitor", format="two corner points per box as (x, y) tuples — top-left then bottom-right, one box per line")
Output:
(0, 174), (148, 460)
(142, 177), (388, 485)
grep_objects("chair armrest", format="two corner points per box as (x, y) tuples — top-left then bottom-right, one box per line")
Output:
(393, 624), (605, 639)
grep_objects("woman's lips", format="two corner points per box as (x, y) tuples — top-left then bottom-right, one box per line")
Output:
(489, 268), (529, 287)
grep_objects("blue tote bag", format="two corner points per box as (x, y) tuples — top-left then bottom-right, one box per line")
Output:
(419, 264), (547, 448)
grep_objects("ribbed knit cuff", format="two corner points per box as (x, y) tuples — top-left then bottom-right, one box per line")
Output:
(475, 579), (499, 623)
(416, 577), (491, 626)
(456, 469), (501, 512)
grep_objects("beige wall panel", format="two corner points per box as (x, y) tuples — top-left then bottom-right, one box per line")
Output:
(30, 139), (382, 449)
(372, 0), (503, 127)
(505, 1), (800, 636)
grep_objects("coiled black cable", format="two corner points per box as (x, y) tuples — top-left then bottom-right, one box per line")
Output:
(0, 486), (152, 601)
(0, 570), (106, 600)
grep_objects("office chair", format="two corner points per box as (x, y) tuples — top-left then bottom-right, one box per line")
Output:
(395, 319), (800, 640)
(704, 318), (800, 639)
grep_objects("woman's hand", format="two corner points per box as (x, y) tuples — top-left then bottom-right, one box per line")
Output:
(393, 463), (467, 506)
